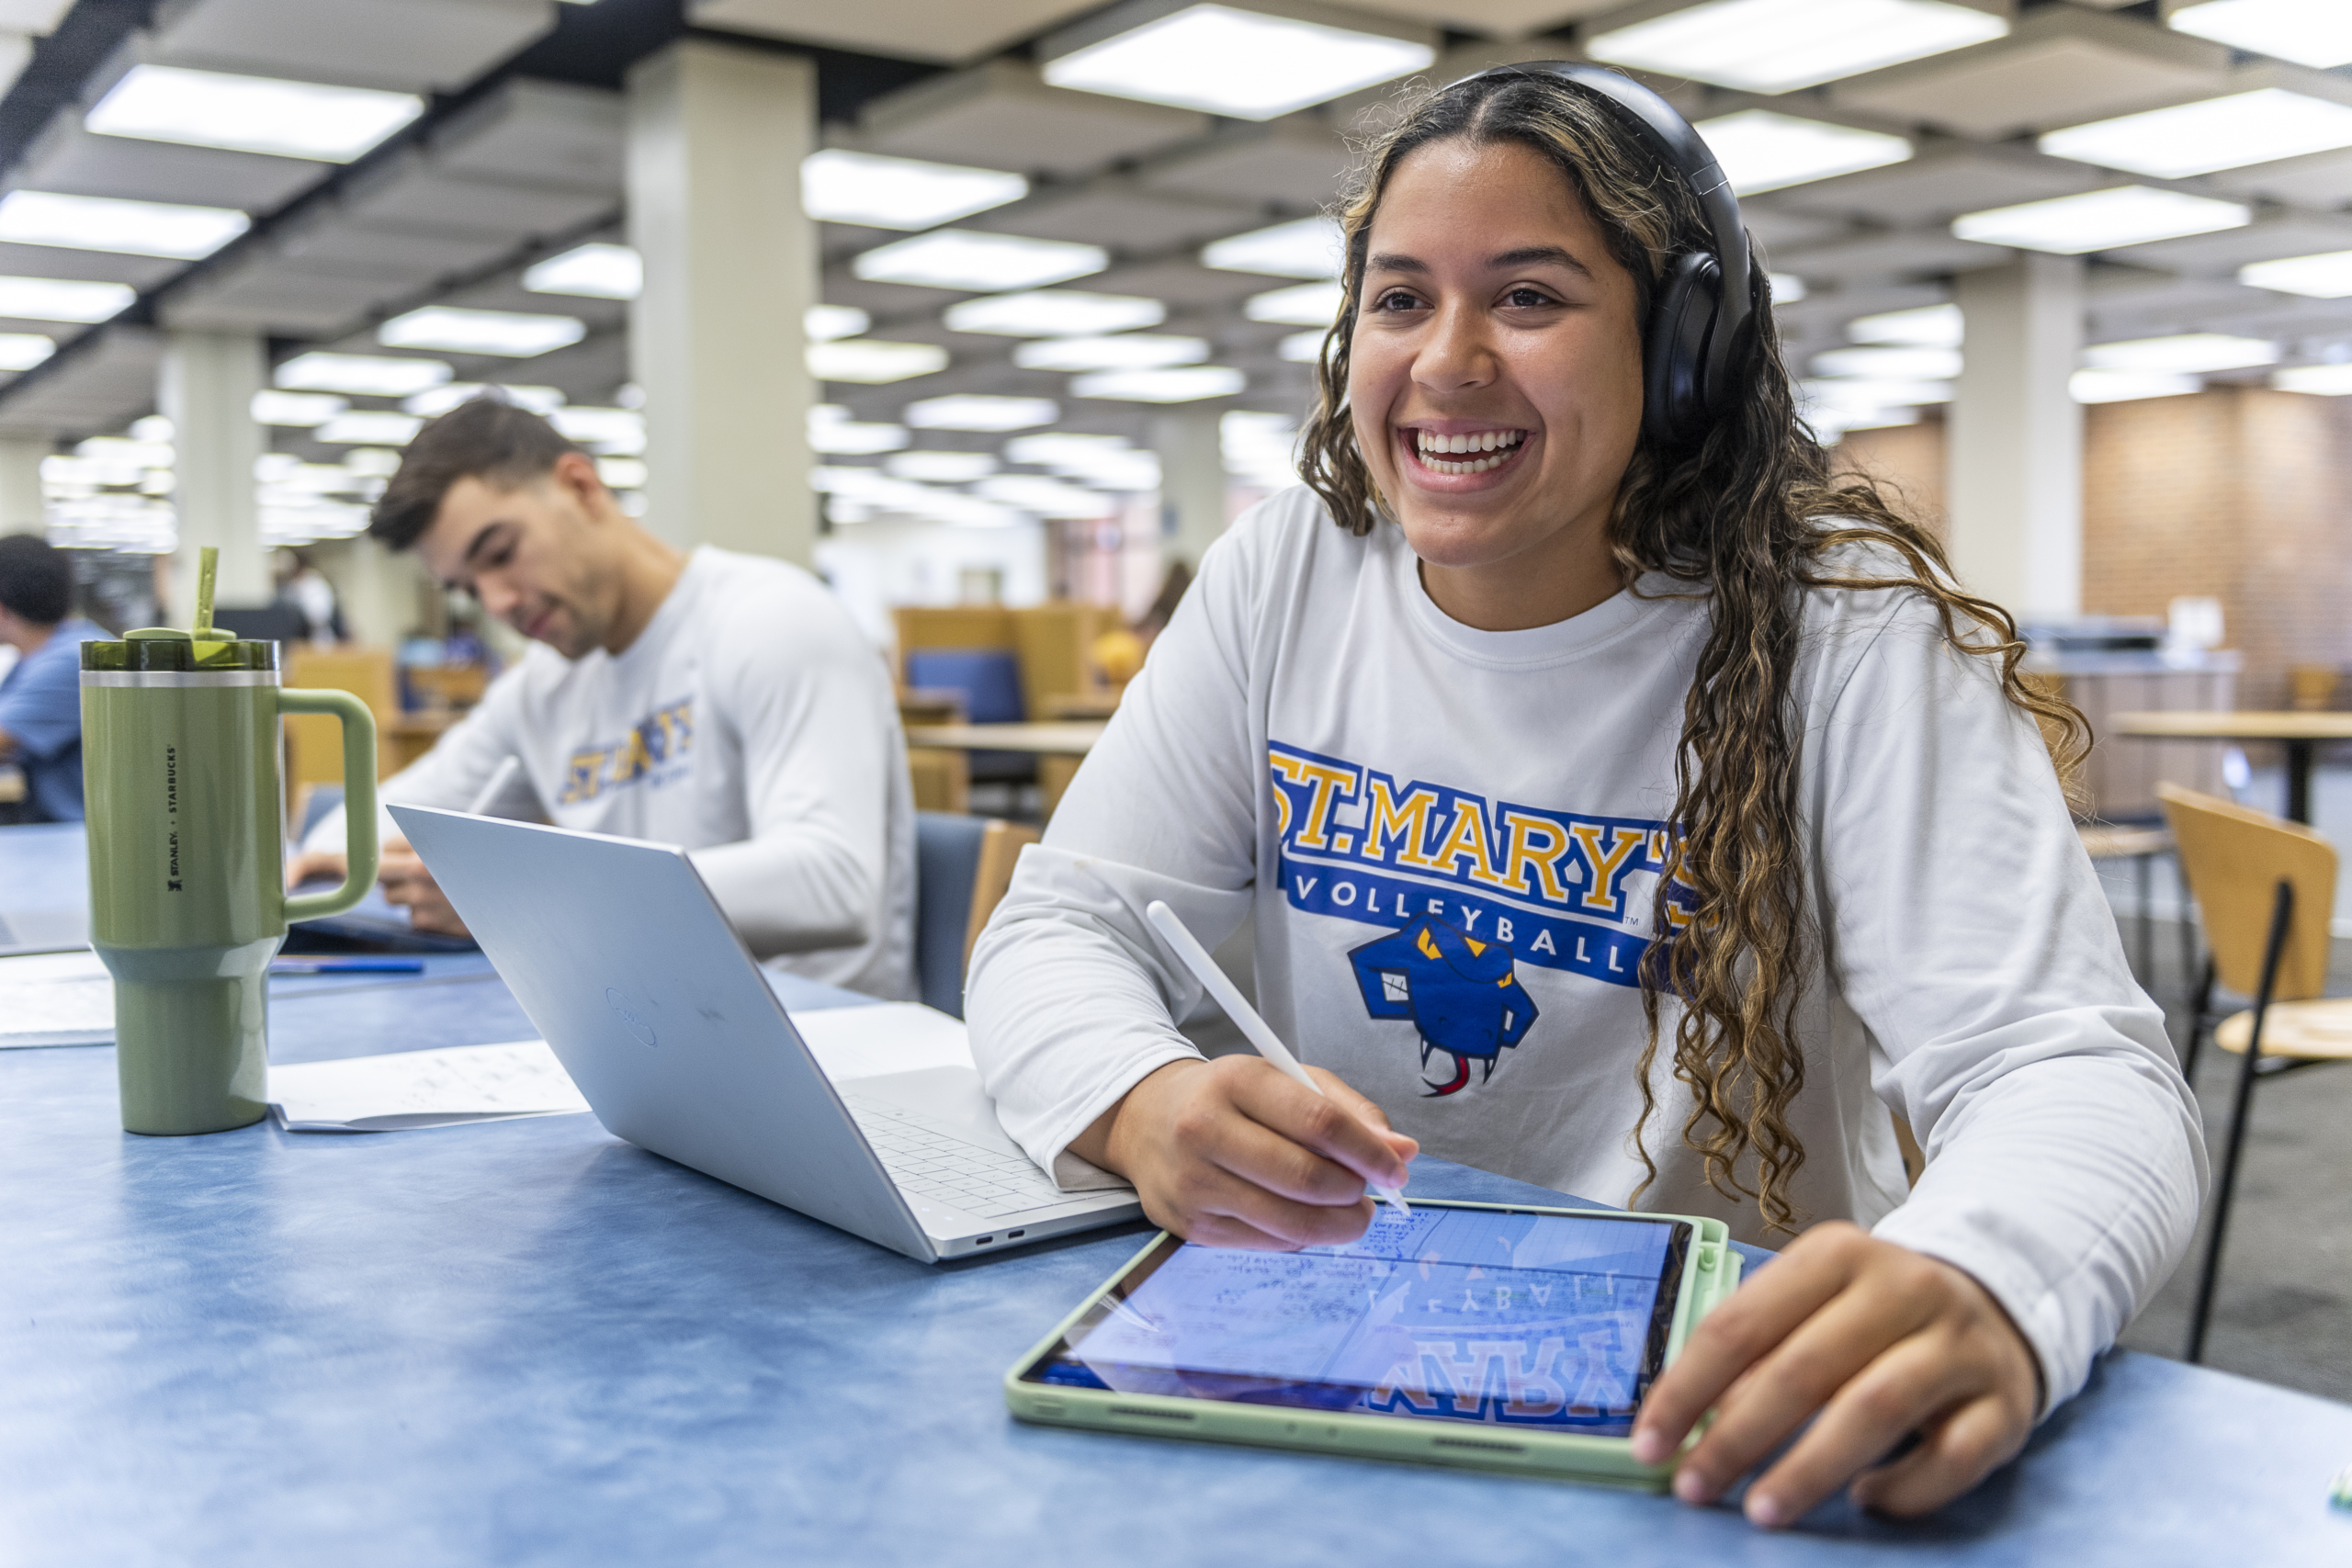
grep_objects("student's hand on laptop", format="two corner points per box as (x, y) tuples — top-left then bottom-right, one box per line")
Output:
(377, 839), (472, 938)
(284, 848), (346, 888)
(1629, 1221), (2039, 1529)
(1069, 1056), (1417, 1249)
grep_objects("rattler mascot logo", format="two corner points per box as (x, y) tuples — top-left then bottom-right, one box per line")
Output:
(1350, 915), (1540, 1097)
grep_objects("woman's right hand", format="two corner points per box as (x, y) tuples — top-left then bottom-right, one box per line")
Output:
(1068, 1056), (1418, 1249)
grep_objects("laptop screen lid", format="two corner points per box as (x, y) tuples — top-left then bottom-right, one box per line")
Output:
(390, 804), (933, 1260)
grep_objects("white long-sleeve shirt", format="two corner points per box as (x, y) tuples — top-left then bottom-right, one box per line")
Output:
(967, 487), (2205, 1411)
(309, 546), (915, 998)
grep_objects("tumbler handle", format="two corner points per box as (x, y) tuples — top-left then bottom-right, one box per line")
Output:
(279, 688), (380, 922)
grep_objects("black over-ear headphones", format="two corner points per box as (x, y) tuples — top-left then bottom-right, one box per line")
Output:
(1446, 62), (1759, 449)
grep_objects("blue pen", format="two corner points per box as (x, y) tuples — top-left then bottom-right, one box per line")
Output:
(270, 958), (426, 975)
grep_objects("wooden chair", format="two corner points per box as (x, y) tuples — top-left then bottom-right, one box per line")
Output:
(911, 812), (1040, 1018)
(2157, 783), (2344, 1362)
(282, 647), (399, 825)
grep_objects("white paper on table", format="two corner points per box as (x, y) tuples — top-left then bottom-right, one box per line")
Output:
(0, 949), (113, 1047)
(793, 1002), (974, 1082)
(270, 1039), (591, 1132)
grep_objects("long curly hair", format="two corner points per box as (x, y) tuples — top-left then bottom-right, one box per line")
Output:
(1297, 70), (2086, 1233)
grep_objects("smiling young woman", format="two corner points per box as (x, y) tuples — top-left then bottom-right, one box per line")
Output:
(967, 65), (2205, 1528)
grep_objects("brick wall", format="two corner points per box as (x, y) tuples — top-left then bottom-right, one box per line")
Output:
(1828, 389), (2352, 709)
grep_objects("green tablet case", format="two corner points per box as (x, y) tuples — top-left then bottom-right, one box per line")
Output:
(1004, 1200), (1741, 1490)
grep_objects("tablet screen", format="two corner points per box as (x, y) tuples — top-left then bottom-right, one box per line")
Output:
(1021, 1204), (1690, 1437)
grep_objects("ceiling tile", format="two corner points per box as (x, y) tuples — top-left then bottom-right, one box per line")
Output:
(0, 325), (163, 438)
(1738, 202), (1855, 256)
(2110, 217), (2352, 276)
(820, 276), (967, 320)
(1141, 125), (1357, 209)
(340, 149), (617, 243)
(1829, 8), (2229, 141)
(1775, 145), (2099, 227)
(1771, 231), (2014, 285)
(161, 259), (392, 336)
(9, 121), (322, 212)
(1087, 259), (1275, 307)
(2211, 148), (2352, 214)
(0, 242), (178, 289)
(969, 186), (1256, 252)
(686, 0), (1101, 64)
(150, 0), (558, 94)
(859, 61), (1208, 179)
(430, 81), (625, 196)
(273, 210), (519, 281)
(1332, 0), (1623, 34)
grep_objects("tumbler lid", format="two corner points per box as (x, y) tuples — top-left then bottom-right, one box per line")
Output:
(83, 631), (276, 672)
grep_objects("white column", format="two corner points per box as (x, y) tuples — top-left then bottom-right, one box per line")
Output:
(320, 533), (421, 649)
(1150, 409), (1226, 569)
(0, 436), (47, 534)
(626, 39), (818, 564)
(161, 331), (268, 604)
(1947, 254), (2084, 619)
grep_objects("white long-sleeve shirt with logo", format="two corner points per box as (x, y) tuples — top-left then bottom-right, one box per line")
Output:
(966, 485), (2206, 1413)
(308, 545), (915, 998)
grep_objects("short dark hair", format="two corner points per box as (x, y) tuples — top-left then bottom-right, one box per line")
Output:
(368, 396), (584, 550)
(0, 532), (70, 626)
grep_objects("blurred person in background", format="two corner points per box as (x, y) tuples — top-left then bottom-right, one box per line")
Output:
(289, 397), (915, 999)
(0, 533), (107, 822)
(274, 548), (346, 647)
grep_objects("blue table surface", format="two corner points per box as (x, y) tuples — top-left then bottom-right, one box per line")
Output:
(6, 829), (2352, 1564)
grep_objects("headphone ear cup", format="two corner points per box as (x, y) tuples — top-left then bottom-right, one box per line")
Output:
(1642, 250), (1723, 448)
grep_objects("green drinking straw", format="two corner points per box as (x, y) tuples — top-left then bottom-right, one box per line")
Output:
(192, 545), (218, 638)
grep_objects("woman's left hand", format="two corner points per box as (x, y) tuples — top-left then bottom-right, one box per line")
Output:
(1630, 1222), (2041, 1529)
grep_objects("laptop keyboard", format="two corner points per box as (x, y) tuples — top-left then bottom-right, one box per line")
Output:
(846, 1099), (1078, 1219)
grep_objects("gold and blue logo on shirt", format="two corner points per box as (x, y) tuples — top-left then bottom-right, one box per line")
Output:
(1270, 740), (1690, 1096)
(559, 696), (695, 806)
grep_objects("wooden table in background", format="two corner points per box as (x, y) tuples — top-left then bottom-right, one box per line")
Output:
(383, 710), (457, 775)
(904, 721), (1106, 819)
(2112, 711), (2352, 825)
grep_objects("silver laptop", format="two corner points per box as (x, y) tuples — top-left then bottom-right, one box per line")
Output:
(391, 804), (1141, 1263)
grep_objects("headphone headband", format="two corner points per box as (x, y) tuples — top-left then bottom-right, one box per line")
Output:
(1442, 61), (1758, 446)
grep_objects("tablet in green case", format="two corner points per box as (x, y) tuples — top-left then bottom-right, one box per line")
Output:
(1004, 1199), (1740, 1489)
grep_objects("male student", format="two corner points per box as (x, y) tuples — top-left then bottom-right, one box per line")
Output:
(291, 397), (915, 998)
(0, 533), (107, 823)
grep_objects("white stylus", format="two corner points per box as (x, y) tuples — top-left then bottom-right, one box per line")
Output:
(1144, 899), (1411, 1215)
(466, 755), (522, 816)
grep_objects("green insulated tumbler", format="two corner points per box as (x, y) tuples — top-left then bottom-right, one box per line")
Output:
(81, 628), (379, 1135)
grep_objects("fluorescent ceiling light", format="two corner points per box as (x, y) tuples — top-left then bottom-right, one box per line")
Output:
(2239, 249), (2352, 299)
(2039, 89), (2352, 181)
(1013, 333), (1207, 371)
(1770, 273), (1808, 303)
(800, 149), (1027, 231)
(808, 404), (909, 455)
(807, 304), (871, 342)
(1279, 329), (1322, 362)
(0, 333), (56, 372)
(1222, 410), (1302, 486)
(2272, 364), (2352, 395)
(1801, 377), (1951, 408)
(975, 473), (1114, 518)
(251, 390), (345, 426)
(1696, 109), (1911, 195)
(2170, 1), (2352, 70)
(0, 190), (248, 259)
(943, 290), (1165, 337)
(315, 411), (424, 446)
(1203, 218), (1341, 279)
(887, 451), (999, 482)
(1245, 282), (1343, 325)
(276, 353), (451, 397)
(401, 383), (566, 418)
(854, 231), (1106, 293)
(1043, 3), (1431, 121)
(1812, 345), (1962, 378)
(2071, 369), (2201, 403)
(1052, 449), (1161, 491)
(1952, 186), (2250, 254)
(524, 243), (639, 300)
(550, 407), (645, 453)
(1004, 432), (1132, 466)
(1070, 366), (1246, 402)
(0, 275), (133, 322)
(86, 64), (422, 163)
(379, 307), (586, 358)
(596, 457), (648, 490)
(1588, 0), (2007, 95)
(2085, 333), (2278, 373)
(904, 395), (1059, 432)
(807, 339), (951, 384)
(343, 447), (401, 478)
(1848, 303), (1962, 345)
